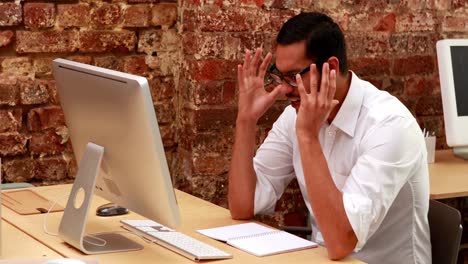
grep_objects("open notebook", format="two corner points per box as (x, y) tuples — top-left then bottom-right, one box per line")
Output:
(197, 222), (317, 257)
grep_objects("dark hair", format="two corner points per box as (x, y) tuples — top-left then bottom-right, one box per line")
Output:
(277, 12), (348, 74)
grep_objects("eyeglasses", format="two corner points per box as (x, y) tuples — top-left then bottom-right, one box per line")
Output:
(265, 64), (311, 87)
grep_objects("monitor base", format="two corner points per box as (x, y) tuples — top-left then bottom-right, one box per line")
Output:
(453, 147), (468, 160)
(59, 142), (143, 254)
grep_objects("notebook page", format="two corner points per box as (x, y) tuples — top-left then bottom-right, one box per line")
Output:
(197, 223), (276, 241)
(227, 230), (317, 257)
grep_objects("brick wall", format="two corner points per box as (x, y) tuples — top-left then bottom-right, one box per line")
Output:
(0, 0), (467, 227)
(0, 0), (179, 186)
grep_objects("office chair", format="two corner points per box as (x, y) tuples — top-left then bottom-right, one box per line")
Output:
(428, 199), (463, 264)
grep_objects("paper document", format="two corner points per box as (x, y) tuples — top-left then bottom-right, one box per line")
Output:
(197, 222), (317, 257)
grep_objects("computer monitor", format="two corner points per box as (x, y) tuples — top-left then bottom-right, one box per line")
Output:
(436, 39), (468, 159)
(52, 58), (181, 254)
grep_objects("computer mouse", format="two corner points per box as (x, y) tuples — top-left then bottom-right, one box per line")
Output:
(43, 259), (86, 264)
(96, 203), (129, 217)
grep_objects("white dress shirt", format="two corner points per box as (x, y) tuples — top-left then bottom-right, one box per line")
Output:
(253, 72), (431, 264)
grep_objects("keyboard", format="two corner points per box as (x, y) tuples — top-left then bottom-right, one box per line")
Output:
(121, 219), (232, 261)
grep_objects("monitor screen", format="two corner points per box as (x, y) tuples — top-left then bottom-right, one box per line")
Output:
(53, 58), (180, 254)
(450, 46), (468, 116)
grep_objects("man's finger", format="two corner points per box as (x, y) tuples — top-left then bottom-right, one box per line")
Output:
(319, 63), (329, 103)
(251, 48), (262, 75)
(296, 74), (308, 101)
(243, 49), (251, 75)
(258, 52), (272, 80)
(309, 64), (318, 97)
(328, 69), (337, 102)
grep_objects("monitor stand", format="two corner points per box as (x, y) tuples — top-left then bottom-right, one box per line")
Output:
(453, 147), (468, 160)
(58, 142), (143, 254)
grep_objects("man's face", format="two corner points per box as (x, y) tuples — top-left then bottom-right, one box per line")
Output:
(274, 41), (314, 112)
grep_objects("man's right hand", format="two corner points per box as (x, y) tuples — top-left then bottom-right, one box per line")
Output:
(237, 48), (291, 124)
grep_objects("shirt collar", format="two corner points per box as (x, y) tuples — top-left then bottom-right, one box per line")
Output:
(331, 71), (364, 138)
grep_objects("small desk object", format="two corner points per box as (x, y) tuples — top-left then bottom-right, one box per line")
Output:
(429, 150), (468, 199)
(2, 185), (363, 263)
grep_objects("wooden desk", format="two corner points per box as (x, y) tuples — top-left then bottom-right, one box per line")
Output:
(2, 185), (363, 263)
(430, 150), (468, 199)
(1, 220), (62, 259)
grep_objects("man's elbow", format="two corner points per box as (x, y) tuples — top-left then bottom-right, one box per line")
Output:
(326, 237), (357, 260)
(229, 207), (254, 220)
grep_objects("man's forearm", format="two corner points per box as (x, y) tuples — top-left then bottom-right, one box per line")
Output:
(228, 119), (258, 219)
(298, 137), (357, 260)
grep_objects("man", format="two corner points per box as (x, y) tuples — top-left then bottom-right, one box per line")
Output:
(228, 12), (431, 263)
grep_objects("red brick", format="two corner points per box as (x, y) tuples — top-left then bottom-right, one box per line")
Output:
(0, 30), (13, 47)
(348, 58), (391, 76)
(138, 29), (180, 54)
(346, 32), (390, 58)
(192, 155), (229, 175)
(160, 124), (176, 147)
(128, 0), (159, 3)
(16, 31), (77, 54)
(390, 33), (438, 55)
(39, 80), (59, 104)
(415, 95), (443, 116)
(27, 106), (65, 131)
(23, 3), (55, 29)
(223, 81), (236, 104)
(184, 107), (237, 131)
(33, 57), (54, 78)
(193, 81), (224, 105)
(65, 56), (93, 65)
(91, 4), (122, 29)
(452, 0), (465, 8)
(57, 4), (90, 28)
(252, 9), (295, 32)
(183, 33), (240, 59)
(393, 56), (435, 76)
(20, 80), (50, 105)
(122, 56), (150, 76)
(0, 3), (22, 26)
(149, 77), (176, 101)
(404, 76), (438, 96)
(187, 9), (249, 32)
(30, 131), (68, 156)
(1, 57), (33, 79)
(35, 156), (69, 181)
(374, 13), (396, 32)
(0, 76), (18, 106)
(123, 4), (149, 27)
(151, 3), (177, 27)
(191, 129), (234, 155)
(443, 16), (466, 32)
(187, 59), (239, 81)
(155, 100), (176, 124)
(434, 0), (451, 9)
(0, 109), (22, 132)
(0, 133), (28, 156)
(2, 158), (35, 182)
(93, 56), (123, 71)
(396, 12), (436, 32)
(190, 176), (228, 205)
(240, 0), (265, 7)
(78, 31), (136, 53)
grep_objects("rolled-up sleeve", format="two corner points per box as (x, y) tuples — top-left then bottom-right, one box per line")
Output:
(342, 116), (425, 251)
(253, 108), (296, 215)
